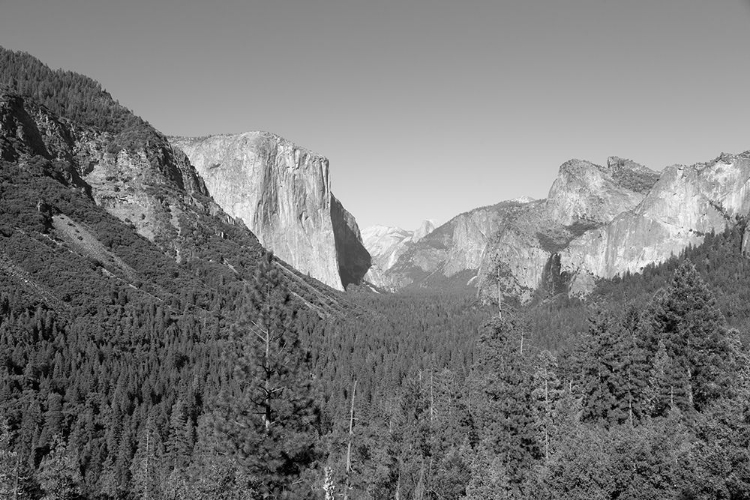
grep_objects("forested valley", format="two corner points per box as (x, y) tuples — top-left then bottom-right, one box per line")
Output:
(3, 47), (750, 499)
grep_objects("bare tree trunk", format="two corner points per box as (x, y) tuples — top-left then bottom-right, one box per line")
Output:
(265, 327), (271, 434)
(145, 431), (150, 500)
(344, 380), (357, 500)
(544, 377), (549, 462)
(497, 267), (502, 319)
(430, 371), (434, 424)
(13, 454), (19, 500)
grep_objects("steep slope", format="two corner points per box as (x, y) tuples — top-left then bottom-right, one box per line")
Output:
(476, 157), (659, 302)
(370, 200), (535, 291)
(546, 158), (657, 225)
(560, 151), (750, 293)
(0, 47), (351, 317)
(170, 133), (370, 291)
(371, 156), (658, 300)
(362, 220), (435, 287)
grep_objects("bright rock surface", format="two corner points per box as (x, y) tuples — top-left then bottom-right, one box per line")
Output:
(170, 132), (370, 290)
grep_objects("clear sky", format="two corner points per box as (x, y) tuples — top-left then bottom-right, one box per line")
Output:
(1, 0), (749, 230)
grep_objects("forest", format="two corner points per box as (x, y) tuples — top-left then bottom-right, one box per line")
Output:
(2, 46), (750, 499)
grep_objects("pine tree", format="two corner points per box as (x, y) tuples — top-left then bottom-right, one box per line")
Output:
(0, 420), (24, 500)
(468, 315), (540, 494)
(580, 309), (621, 425)
(36, 435), (82, 500)
(532, 350), (564, 462)
(649, 260), (734, 411)
(213, 252), (320, 498)
(617, 306), (651, 426)
(130, 415), (165, 500)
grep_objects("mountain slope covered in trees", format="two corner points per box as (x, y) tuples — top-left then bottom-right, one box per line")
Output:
(2, 47), (750, 499)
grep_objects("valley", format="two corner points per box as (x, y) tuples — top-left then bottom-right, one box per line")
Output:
(1, 46), (750, 500)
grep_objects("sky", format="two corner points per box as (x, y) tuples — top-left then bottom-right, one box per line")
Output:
(1, 0), (749, 230)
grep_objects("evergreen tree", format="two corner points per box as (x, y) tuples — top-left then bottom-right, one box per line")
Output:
(37, 435), (82, 500)
(579, 309), (622, 425)
(213, 252), (321, 498)
(649, 260), (734, 411)
(532, 350), (564, 462)
(468, 315), (540, 495)
(0, 420), (25, 500)
(130, 415), (165, 500)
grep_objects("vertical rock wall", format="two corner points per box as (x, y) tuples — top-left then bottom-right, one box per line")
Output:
(170, 132), (369, 290)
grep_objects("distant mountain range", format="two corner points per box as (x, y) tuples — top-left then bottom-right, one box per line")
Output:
(2, 45), (749, 309)
(0, 47), (349, 317)
(362, 154), (750, 305)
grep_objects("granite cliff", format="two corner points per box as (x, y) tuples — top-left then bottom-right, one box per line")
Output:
(0, 87), (349, 319)
(0, 91), (230, 263)
(367, 200), (536, 291)
(475, 157), (660, 302)
(169, 133), (370, 291)
(368, 156), (663, 302)
(362, 220), (435, 287)
(559, 151), (750, 293)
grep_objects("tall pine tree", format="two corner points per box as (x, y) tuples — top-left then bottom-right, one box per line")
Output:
(213, 252), (321, 498)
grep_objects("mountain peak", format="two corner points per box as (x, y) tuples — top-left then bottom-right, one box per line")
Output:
(170, 133), (369, 290)
(413, 219), (436, 242)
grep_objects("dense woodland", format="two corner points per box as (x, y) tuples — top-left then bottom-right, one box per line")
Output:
(3, 47), (750, 499)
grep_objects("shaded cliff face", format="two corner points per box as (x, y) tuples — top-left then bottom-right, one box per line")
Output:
(545, 158), (656, 225)
(169, 133), (369, 290)
(0, 92), (225, 261)
(362, 220), (435, 288)
(476, 157), (659, 302)
(560, 152), (750, 292)
(365, 154), (659, 300)
(369, 201), (534, 291)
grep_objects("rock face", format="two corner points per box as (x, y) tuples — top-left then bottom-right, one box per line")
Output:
(392, 150), (749, 304)
(362, 220), (435, 287)
(559, 152), (750, 290)
(546, 158), (657, 225)
(476, 157), (660, 302)
(169, 133), (370, 290)
(0, 92), (228, 262)
(368, 201), (537, 291)
(368, 154), (664, 302)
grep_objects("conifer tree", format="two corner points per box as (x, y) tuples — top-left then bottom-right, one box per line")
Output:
(37, 435), (82, 500)
(0, 420), (25, 500)
(580, 309), (621, 425)
(130, 415), (165, 500)
(532, 350), (564, 462)
(213, 252), (320, 498)
(649, 260), (733, 411)
(468, 315), (539, 494)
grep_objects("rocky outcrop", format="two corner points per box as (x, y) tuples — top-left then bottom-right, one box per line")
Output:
(362, 220), (435, 287)
(370, 201), (536, 291)
(364, 155), (660, 300)
(475, 157), (659, 302)
(545, 158), (655, 225)
(364, 154), (669, 300)
(169, 132), (369, 290)
(560, 152), (750, 292)
(0, 92), (226, 262)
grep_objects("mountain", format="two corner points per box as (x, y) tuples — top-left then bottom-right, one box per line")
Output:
(558, 151), (750, 293)
(361, 219), (435, 288)
(0, 47), (348, 316)
(368, 156), (662, 301)
(366, 199), (538, 291)
(476, 156), (660, 302)
(476, 152), (750, 303)
(169, 133), (370, 291)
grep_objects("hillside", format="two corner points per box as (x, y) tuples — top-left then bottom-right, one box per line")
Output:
(3, 46), (750, 500)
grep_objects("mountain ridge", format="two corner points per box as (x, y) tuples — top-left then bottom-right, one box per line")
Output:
(169, 132), (370, 291)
